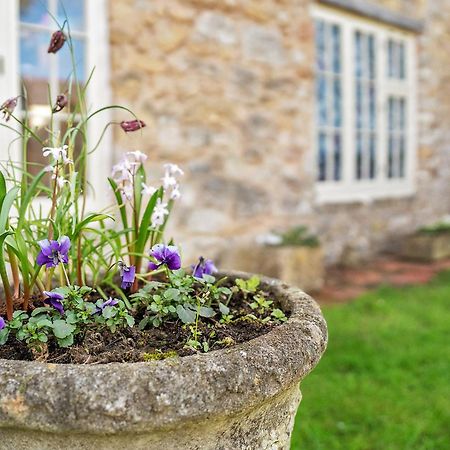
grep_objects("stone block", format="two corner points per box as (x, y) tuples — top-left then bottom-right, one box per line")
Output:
(220, 243), (325, 292)
(242, 25), (286, 66)
(399, 232), (450, 261)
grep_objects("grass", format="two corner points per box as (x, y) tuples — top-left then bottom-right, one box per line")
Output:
(291, 270), (450, 450)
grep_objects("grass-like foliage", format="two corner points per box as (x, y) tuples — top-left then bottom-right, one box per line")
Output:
(0, 20), (286, 357)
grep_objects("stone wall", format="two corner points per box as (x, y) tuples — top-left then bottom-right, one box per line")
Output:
(109, 0), (316, 266)
(108, 0), (450, 267)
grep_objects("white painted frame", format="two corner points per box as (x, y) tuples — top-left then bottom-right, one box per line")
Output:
(311, 4), (417, 204)
(0, 0), (112, 212)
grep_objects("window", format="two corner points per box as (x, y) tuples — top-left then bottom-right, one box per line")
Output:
(19, 0), (87, 184)
(312, 7), (417, 203)
(0, 0), (112, 209)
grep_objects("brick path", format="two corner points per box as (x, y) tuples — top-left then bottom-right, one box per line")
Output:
(314, 256), (450, 304)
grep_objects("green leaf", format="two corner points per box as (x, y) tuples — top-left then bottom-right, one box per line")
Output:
(108, 177), (129, 243)
(57, 334), (74, 348)
(31, 307), (54, 316)
(0, 171), (6, 211)
(102, 306), (117, 319)
(163, 288), (180, 300)
(17, 169), (46, 230)
(126, 315), (135, 327)
(176, 304), (196, 324)
(139, 316), (150, 330)
(0, 186), (20, 232)
(219, 302), (230, 315)
(198, 306), (215, 318)
(37, 333), (49, 343)
(202, 274), (216, 284)
(36, 318), (53, 328)
(72, 213), (114, 239)
(135, 188), (162, 256)
(0, 328), (10, 345)
(52, 320), (76, 339)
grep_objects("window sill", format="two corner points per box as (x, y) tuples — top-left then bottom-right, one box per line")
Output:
(315, 180), (415, 205)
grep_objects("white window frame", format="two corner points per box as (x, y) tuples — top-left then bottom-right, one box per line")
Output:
(0, 0), (112, 212)
(311, 5), (417, 204)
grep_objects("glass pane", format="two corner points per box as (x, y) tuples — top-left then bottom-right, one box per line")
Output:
(355, 32), (362, 78)
(58, 38), (86, 83)
(399, 137), (405, 177)
(388, 97), (394, 131)
(388, 135), (394, 178)
(334, 133), (341, 181)
(356, 134), (362, 180)
(318, 132), (327, 181)
(317, 75), (327, 126)
(388, 40), (394, 78)
(58, 38), (86, 109)
(315, 21), (326, 71)
(369, 135), (376, 179)
(356, 81), (362, 129)
(332, 25), (341, 74)
(399, 98), (406, 130)
(369, 85), (376, 130)
(20, 0), (51, 26)
(333, 78), (341, 127)
(399, 43), (406, 79)
(368, 36), (375, 79)
(20, 29), (51, 105)
(58, 0), (85, 31)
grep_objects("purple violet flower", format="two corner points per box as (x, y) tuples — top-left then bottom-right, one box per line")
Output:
(36, 236), (71, 268)
(43, 291), (65, 315)
(48, 30), (66, 53)
(0, 316), (6, 330)
(192, 257), (218, 278)
(94, 297), (119, 315)
(120, 119), (146, 132)
(148, 244), (181, 271)
(119, 262), (136, 289)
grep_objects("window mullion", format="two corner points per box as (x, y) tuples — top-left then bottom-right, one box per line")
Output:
(342, 22), (355, 186)
(377, 31), (387, 184)
(406, 37), (417, 187)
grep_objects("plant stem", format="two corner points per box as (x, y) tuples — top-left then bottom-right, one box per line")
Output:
(48, 164), (60, 240)
(0, 259), (13, 320)
(61, 263), (71, 286)
(76, 236), (82, 285)
(7, 248), (20, 298)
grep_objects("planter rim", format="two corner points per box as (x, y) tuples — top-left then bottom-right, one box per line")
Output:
(0, 271), (327, 434)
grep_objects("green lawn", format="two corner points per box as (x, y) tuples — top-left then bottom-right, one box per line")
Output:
(291, 270), (450, 450)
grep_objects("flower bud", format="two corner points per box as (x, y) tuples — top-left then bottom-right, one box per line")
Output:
(120, 119), (146, 132)
(52, 94), (68, 113)
(0, 96), (18, 122)
(48, 30), (66, 54)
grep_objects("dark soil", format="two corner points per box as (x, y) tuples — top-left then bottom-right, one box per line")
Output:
(0, 286), (287, 364)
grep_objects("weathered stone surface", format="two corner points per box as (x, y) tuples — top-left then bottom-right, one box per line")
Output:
(0, 272), (327, 450)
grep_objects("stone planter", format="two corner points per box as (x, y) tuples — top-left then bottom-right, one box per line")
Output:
(0, 272), (327, 450)
(400, 232), (450, 261)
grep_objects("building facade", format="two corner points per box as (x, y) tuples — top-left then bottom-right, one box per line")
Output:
(1, 0), (450, 266)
